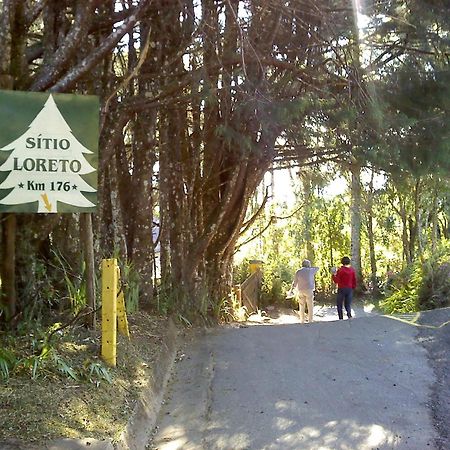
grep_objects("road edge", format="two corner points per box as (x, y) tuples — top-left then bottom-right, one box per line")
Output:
(115, 317), (179, 450)
(38, 318), (179, 450)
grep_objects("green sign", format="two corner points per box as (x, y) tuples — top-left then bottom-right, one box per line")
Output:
(0, 90), (99, 213)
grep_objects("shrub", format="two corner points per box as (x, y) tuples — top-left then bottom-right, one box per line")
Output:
(380, 241), (450, 314)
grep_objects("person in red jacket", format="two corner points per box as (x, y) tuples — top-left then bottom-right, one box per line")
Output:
(331, 256), (357, 320)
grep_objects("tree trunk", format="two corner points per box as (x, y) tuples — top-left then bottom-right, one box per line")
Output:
(327, 217), (334, 269)
(80, 213), (96, 328)
(366, 171), (378, 295)
(350, 163), (363, 287)
(1, 214), (16, 320)
(408, 215), (416, 263)
(413, 178), (424, 261)
(132, 21), (159, 275)
(302, 173), (315, 262)
(109, 152), (128, 258)
(397, 196), (411, 267)
(0, 18), (15, 320)
(130, 110), (157, 306)
(431, 179), (439, 251)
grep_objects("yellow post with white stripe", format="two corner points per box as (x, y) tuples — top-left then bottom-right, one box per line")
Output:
(101, 259), (118, 367)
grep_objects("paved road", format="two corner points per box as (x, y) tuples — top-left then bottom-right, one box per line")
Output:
(149, 305), (437, 449)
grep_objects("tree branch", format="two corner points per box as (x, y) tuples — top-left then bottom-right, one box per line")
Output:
(102, 25), (153, 121)
(235, 202), (305, 252)
(31, 0), (97, 91)
(240, 187), (271, 235)
(48, 1), (153, 93)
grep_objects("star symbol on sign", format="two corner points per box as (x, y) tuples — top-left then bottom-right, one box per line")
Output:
(18, 182), (24, 188)
(72, 184), (77, 190)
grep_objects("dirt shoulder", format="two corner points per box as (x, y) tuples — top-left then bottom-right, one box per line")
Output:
(416, 307), (450, 450)
(0, 311), (178, 449)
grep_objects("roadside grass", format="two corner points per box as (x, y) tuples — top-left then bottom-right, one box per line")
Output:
(0, 311), (170, 445)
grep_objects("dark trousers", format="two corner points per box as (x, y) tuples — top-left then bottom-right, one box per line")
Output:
(336, 287), (353, 319)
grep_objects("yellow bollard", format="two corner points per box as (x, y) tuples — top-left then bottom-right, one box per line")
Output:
(249, 259), (263, 274)
(101, 259), (118, 367)
(116, 266), (130, 339)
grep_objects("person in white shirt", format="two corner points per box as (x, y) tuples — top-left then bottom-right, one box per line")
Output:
(290, 259), (319, 323)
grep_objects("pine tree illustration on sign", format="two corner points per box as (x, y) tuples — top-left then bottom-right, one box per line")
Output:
(0, 94), (97, 213)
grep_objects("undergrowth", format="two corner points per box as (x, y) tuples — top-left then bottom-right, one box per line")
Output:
(380, 241), (450, 314)
(0, 311), (171, 444)
(0, 321), (111, 385)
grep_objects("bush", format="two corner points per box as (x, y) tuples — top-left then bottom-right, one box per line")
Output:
(418, 260), (450, 310)
(261, 275), (289, 306)
(232, 258), (251, 285)
(380, 241), (450, 314)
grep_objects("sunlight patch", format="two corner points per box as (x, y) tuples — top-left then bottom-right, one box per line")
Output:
(366, 424), (389, 446)
(158, 438), (188, 450)
(273, 416), (296, 431)
(275, 400), (295, 412)
(301, 426), (321, 438)
(214, 433), (251, 448)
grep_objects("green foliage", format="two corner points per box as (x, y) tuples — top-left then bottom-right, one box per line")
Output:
(260, 267), (293, 306)
(307, 195), (351, 295)
(379, 265), (419, 314)
(417, 245), (450, 310)
(81, 360), (113, 385)
(0, 302), (10, 323)
(380, 241), (450, 313)
(51, 352), (78, 381)
(233, 258), (251, 285)
(155, 281), (174, 316)
(0, 347), (16, 381)
(234, 250), (294, 308)
(215, 124), (254, 153)
(235, 179), (354, 305)
(155, 276), (213, 324)
(372, 64), (450, 177)
(217, 292), (248, 323)
(65, 269), (87, 314)
(120, 260), (140, 314)
(10, 245), (93, 334)
(0, 321), (112, 385)
(18, 257), (60, 326)
(53, 250), (86, 314)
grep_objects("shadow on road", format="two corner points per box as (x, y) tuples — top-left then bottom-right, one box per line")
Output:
(151, 304), (444, 449)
